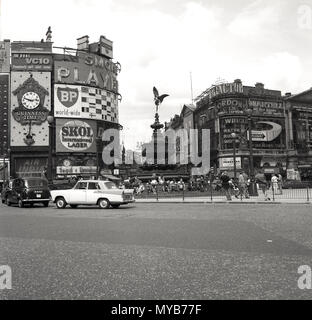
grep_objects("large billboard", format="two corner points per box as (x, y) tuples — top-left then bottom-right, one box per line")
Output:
(11, 41), (52, 53)
(0, 40), (10, 73)
(12, 53), (53, 71)
(220, 116), (286, 150)
(54, 84), (118, 123)
(55, 119), (97, 153)
(54, 52), (119, 94)
(10, 72), (51, 147)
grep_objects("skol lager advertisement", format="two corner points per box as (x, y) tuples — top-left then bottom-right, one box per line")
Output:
(55, 119), (96, 153)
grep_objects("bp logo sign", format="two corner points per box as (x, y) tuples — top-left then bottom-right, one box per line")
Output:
(60, 120), (94, 151)
(57, 87), (79, 108)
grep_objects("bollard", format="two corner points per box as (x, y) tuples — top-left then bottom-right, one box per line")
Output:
(156, 185), (159, 202)
(210, 185), (213, 202)
(307, 186), (310, 203)
(182, 187), (185, 202)
(272, 185), (275, 202)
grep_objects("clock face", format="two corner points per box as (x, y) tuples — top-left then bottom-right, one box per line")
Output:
(21, 92), (40, 110)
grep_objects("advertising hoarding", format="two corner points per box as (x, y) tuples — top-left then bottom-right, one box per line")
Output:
(12, 53), (53, 71)
(0, 40), (10, 73)
(220, 116), (286, 150)
(11, 41), (52, 53)
(54, 84), (118, 123)
(55, 119), (97, 153)
(10, 72), (51, 147)
(54, 52), (119, 93)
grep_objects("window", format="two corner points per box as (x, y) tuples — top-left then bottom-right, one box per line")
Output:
(103, 181), (118, 190)
(75, 182), (88, 190)
(88, 182), (100, 190)
(25, 179), (48, 188)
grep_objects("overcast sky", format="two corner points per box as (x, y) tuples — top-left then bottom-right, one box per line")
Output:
(1, 0), (312, 149)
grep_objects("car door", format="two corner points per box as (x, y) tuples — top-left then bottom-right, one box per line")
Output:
(10, 179), (24, 203)
(86, 182), (101, 204)
(68, 181), (88, 204)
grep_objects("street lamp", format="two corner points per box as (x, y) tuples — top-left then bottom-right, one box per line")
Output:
(47, 115), (54, 183)
(231, 132), (237, 180)
(246, 109), (258, 196)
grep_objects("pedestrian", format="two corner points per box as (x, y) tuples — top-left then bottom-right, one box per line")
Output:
(238, 171), (250, 199)
(278, 173), (283, 195)
(255, 170), (271, 201)
(220, 171), (232, 201)
(271, 174), (279, 195)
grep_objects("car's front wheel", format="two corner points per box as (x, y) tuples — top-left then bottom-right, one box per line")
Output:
(18, 199), (24, 208)
(98, 198), (110, 209)
(55, 197), (67, 209)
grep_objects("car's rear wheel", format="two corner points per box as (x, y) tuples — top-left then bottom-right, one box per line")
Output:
(18, 199), (24, 208)
(98, 198), (110, 209)
(55, 197), (66, 209)
(111, 204), (120, 209)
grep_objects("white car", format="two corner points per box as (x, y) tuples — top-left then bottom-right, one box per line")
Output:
(50, 180), (135, 209)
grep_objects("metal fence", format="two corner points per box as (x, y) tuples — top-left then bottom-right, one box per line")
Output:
(135, 183), (312, 202)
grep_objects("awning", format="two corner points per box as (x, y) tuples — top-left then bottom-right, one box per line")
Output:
(102, 174), (121, 181)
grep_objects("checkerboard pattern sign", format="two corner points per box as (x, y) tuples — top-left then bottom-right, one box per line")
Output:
(54, 84), (119, 123)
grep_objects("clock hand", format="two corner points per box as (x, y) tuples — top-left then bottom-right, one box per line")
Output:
(24, 98), (35, 102)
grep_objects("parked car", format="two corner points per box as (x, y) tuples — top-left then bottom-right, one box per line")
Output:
(50, 180), (135, 209)
(1, 179), (13, 204)
(3, 177), (51, 208)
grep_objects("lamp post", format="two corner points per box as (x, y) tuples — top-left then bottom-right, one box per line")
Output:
(47, 115), (54, 183)
(246, 109), (258, 196)
(231, 132), (237, 181)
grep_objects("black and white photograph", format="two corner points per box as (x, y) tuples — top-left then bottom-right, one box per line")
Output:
(1, 0), (312, 307)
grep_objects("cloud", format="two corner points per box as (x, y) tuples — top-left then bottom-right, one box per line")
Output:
(228, 1), (280, 37)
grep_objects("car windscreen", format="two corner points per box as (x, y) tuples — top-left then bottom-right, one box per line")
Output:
(104, 181), (118, 189)
(25, 179), (48, 188)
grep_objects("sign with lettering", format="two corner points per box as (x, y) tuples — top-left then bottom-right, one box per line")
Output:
(10, 72), (51, 147)
(54, 84), (118, 123)
(55, 119), (96, 153)
(219, 157), (242, 170)
(55, 52), (119, 94)
(12, 53), (52, 71)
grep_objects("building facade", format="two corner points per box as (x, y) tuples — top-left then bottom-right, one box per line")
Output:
(1, 34), (122, 180)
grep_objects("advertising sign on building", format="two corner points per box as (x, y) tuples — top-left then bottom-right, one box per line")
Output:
(0, 40), (10, 73)
(11, 41), (52, 53)
(54, 53), (119, 93)
(219, 157), (242, 170)
(55, 119), (97, 153)
(12, 53), (53, 71)
(10, 72), (51, 147)
(54, 84), (118, 123)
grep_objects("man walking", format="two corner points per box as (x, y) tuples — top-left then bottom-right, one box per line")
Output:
(220, 171), (232, 201)
(238, 171), (250, 199)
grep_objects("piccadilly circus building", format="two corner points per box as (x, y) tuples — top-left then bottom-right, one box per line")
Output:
(193, 79), (312, 180)
(0, 32), (122, 182)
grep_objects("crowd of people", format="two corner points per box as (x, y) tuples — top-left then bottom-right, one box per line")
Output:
(119, 170), (284, 200)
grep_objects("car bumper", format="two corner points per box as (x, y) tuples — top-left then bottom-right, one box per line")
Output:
(22, 199), (51, 202)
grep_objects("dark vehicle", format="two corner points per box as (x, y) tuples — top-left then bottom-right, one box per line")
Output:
(4, 178), (51, 208)
(1, 179), (13, 204)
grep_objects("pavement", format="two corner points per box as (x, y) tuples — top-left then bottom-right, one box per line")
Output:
(1, 202), (312, 299)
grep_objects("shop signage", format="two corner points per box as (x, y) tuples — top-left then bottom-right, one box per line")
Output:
(56, 119), (96, 153)
(11, 41), (52, 53)
(247, 122), (283, 142)
(219, 157), (241, 169)
(56, 166), (97, 175)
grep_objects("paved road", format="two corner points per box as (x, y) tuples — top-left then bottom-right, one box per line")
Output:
(1, 202), (312, 299)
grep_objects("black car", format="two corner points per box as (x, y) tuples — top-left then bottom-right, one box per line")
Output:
(4, 177), (51, 208)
